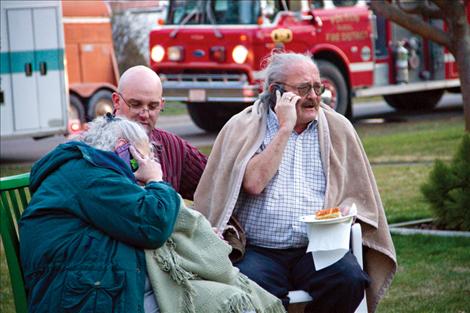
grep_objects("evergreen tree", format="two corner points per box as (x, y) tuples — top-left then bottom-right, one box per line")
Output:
(421, 135), (470, 231)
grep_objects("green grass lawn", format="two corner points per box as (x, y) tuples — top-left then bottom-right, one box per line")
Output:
(354, 115), (466, 224)
(0, 245), (14, 313)
(357, 115), (464, 163)
(377, 235), (470, 313)
(1, 112), (468, 313)
(0, 165), (32, 178)
(358, 116), (469, 312)
(373, 164), (432, 224)
(160, 101), (188, 116)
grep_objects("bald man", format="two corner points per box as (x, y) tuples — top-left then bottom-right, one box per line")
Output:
(113, 66), (207, 200)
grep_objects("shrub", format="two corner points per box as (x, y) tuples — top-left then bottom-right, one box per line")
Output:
(421, 134), (470, 231)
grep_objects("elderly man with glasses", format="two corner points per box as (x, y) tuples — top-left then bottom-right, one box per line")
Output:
(113, 66), (207, 201)
(194, 52), (396, 313)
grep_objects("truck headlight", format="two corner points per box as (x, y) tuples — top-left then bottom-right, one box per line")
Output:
(232, 45), (248, 64)
(151, 45), (165, 62)
(168, 46), (184, 61)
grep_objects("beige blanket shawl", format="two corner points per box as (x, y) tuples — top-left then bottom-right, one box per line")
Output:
(194, 101), (397, 313)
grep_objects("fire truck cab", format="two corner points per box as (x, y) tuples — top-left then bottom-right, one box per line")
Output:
(149, 0), (461, 131)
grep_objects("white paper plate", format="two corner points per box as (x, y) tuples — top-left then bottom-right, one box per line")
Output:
(299, 214), (354, 224)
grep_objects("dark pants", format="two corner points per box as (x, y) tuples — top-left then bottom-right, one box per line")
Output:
(235, 245), (370, 313)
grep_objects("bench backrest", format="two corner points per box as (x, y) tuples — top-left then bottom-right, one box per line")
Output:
(0, 173), (30, 313)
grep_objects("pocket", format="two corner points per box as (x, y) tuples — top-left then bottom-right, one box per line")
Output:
(61, 269), (126, 313)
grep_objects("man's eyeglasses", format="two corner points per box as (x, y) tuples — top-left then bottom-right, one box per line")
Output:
(278, 82), (325, 97)
(117, 93), (162, 113)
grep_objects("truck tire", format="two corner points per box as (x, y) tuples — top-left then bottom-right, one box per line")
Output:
(187, 102), (244, 132)
(87, 90), (114, 120)
(384, 90), (444, 111)
(69, 94), (86, 123)
(317, 60), (349, 116)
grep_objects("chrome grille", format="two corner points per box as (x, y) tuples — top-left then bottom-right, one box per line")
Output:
(160, 73), (247, 83)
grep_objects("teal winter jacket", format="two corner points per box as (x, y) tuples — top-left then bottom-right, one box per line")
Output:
(19, 141), (180, 313)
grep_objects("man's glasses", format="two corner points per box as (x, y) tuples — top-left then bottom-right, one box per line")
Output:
(278, 82), (325, 97)
(117, 93), (162, 113)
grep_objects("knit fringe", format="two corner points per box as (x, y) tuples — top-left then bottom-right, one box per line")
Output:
(217, 290), (286, 313)
(151, 235), (286, 313)
(233, 274), (286, 313)
(264, 302), (287, 313)
(155, 239), (195, 283)
(236, 273), (254, 295)
(182, 285), (196, 313)
(218, 292), (255, 313)
(153, 239), (197, 313)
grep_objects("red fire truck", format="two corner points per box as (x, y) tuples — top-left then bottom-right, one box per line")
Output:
(149, 0), (463, 131)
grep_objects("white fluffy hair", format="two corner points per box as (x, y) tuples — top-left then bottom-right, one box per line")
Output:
(259, 52), (316, 104)
(80, 115), (151, 152)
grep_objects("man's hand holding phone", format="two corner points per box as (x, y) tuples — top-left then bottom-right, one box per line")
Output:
(129, 145), (163, 184)
(273, 87), (299, 132)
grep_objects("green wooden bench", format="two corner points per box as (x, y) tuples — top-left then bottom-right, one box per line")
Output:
(0, 173), (30, 313)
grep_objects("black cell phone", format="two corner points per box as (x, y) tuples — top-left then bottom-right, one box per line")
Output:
(115, 143), (139, 172)
(269, 84), (285, 109)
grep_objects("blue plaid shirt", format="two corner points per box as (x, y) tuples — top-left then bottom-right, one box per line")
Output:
(234, 109), (326, 248)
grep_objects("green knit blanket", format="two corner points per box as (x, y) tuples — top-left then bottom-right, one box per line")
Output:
(145, 198), (286, 313)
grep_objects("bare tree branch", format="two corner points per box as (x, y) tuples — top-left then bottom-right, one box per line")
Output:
(370, 0), (452, 50)
(430, 0), (467, 25)
(429, 0), (468, 44)
(396, 0), (443, 19)
(430, 0), (470, 131)
(374, 0), (470, 131)
(428, 0), (447, 10)
(429, 0), (463, 19)
(417, 6), (443, 19)
(396, 0), (420, 14)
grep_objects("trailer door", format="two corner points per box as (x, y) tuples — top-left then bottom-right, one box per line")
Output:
(5, 3), (66, 135)
(7, 7), (40, 131)
(32, 7), (66, 129)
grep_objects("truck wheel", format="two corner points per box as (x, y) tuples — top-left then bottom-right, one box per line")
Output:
(384, 90), (444, 111)
(317, 60), (349, 116)
(187, 102), (243, 132)
(69, 94), (85, 123)
(87, 90), (114, 120)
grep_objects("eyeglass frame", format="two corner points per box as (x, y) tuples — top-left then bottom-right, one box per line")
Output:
(117, 92), (164, 114)
(276, 81), (325, 97)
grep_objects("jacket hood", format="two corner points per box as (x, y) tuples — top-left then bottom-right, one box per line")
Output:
(30, 141), (135, 192)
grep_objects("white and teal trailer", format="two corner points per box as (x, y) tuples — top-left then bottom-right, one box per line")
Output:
(1, 1), (68, 139)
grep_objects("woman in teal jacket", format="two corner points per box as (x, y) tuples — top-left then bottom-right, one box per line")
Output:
(19, 114), (180, 313)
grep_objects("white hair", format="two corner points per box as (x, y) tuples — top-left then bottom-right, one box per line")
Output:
(259, 52), (317, 104)
(80, 114), (151, 152)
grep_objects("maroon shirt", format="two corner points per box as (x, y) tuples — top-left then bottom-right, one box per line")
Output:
(150, 128), (207, 200)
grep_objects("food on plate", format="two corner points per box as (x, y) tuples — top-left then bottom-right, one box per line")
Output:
(315, 207), (342, 220)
